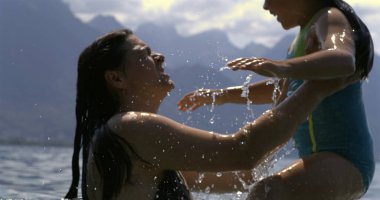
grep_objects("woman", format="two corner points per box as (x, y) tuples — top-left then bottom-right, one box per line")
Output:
(178, 0), (374, 199)
(64, 29), (359, 200)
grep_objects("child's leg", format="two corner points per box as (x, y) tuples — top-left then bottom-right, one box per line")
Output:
(247, 152), (364, 200)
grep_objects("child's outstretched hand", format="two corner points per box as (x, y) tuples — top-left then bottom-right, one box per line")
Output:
(177, 89), (220, 111)
(227, 57), (286, 78)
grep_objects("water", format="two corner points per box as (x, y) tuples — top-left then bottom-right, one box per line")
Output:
(0, 145), (378, 200)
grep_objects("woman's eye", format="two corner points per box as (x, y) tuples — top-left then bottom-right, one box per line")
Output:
(147, 48), (152, 56)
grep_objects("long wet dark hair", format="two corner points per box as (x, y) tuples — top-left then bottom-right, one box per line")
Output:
(65, 29), (134, 200)
(322, 0), (374, 78)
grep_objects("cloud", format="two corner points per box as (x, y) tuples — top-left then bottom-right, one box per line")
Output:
(347, 0), (380, 7)
(141, 0), (177, 12)
(63, 0), (380, 53)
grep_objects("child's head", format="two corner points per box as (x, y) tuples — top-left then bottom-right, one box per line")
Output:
(263, 0), (323, 29)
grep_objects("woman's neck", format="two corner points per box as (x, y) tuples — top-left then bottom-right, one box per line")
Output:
(119, 94), (161, 114)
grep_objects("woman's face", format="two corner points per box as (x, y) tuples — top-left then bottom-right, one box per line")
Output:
(263, 0), (305, 29)
(122, 35), (174, 97)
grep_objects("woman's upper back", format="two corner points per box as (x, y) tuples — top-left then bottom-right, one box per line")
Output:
(86, 115), (192, 199)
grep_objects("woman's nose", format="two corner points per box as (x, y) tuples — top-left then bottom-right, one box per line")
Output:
(152, 53), (165, 63)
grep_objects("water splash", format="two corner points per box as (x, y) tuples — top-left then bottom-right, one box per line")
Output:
(219, 66), (230, 72)
(266, 78), (282, 105)
(210, 92), (216, 112)
(250, 140), (295, 183)
(197, 172), (205, 184)
(241, 74), (255, 119)
(241, 74), (253, 98)
(233, 171), (251, 190)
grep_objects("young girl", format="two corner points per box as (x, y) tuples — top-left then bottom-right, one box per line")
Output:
(178, 0), (375, 199)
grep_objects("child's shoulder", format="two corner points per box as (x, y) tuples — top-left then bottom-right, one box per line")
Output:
(314, 7), (350, 28)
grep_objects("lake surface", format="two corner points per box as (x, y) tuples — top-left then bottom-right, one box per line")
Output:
(0, 145), (378, 199)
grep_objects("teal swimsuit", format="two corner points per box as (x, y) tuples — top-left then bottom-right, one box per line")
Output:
(287, 12), (375, 192)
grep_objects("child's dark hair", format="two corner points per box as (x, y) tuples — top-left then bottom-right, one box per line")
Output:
(323, 0), (374, 78)
(65, 29), (135, 200)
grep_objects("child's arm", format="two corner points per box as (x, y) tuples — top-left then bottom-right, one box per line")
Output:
(177, 79), (278, 111)
(228, 8), (356, 80)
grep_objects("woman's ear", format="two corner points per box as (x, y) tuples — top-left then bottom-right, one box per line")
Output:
(104, 70), (128, 89)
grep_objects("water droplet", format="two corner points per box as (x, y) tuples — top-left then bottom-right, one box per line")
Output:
(197, 173), (205, 183)
(204, 186), (211, 193)
(209, 115), (215, 124)
(219, 66), (230, 71)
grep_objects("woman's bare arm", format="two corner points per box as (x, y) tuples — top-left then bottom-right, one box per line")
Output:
(109, 78), (350, 173)
(177, 79), (278, 111)
(219, 79), (279, 105)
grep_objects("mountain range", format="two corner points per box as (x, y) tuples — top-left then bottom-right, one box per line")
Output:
(0, 0), (378, 159)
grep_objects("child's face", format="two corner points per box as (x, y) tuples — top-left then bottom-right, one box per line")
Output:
(263, 0), (304, 30)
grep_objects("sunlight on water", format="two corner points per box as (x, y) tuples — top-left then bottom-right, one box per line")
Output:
(0, 145), (378, 199)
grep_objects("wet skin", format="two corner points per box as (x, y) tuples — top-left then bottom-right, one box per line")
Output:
(86, 30), (360, 199)
(177, 0), (365, 199)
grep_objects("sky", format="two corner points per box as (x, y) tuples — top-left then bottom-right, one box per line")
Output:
(63, 0), (380, 53)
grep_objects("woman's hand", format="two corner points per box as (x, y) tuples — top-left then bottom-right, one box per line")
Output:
(227, 57), (287, 78)
(177, 89), (221, 111)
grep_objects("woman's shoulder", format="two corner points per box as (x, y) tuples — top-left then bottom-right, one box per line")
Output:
(109, 111), (169, 124)
(107, 112), (173, 136)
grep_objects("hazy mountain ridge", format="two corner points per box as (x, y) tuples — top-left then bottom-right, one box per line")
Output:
(0, 0), (378, 158)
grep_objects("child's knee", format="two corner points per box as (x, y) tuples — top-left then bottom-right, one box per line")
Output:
(247, 175), (290, 200)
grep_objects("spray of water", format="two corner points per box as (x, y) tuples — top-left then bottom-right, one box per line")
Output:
(266, 78), (282, 105)
(186, 52), (294, 198)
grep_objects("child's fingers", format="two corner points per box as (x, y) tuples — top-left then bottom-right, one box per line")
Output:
(227, 57), (244, 65)
(227, 58), (247, 66)
(229, 59), (263, 71)
(228, 59), (250, 70)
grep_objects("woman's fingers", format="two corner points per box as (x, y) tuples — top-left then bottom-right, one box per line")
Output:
(177, 89), (216, 111)
(177, 93), (203, 111)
